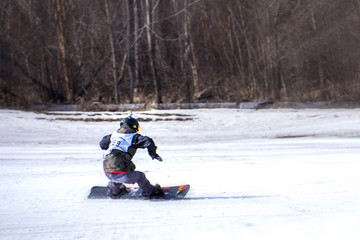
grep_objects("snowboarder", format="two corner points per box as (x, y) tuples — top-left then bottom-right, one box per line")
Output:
(99, 113), (164, 199)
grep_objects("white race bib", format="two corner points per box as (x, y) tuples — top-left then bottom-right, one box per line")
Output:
(105, 131), (137, 155)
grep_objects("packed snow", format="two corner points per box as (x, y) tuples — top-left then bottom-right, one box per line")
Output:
(1, 108), (360, 240)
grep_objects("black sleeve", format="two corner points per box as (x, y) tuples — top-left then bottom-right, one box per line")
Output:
(99, 134), (111, 150)
(132, 134), (159, 159)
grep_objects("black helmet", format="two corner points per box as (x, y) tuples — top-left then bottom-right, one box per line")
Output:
(120, 116), (140, 132)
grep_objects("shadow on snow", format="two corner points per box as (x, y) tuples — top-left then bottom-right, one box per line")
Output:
(182, 195), (272, 201)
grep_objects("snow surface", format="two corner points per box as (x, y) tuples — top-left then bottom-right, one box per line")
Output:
(1, 108), (360, 240)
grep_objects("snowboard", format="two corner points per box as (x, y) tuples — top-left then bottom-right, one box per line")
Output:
(88, 184), (190, 200)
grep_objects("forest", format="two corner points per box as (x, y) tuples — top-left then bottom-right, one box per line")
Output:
(0, 0), (359, 107)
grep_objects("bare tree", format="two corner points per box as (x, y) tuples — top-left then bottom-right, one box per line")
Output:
(145, 0), (161, 104)
(54, 0), (71, 102)
(104, 0), (119, 103)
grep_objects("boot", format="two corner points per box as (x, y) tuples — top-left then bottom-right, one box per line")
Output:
(148, 184), (164, 199)
(108, 184), (129, 199)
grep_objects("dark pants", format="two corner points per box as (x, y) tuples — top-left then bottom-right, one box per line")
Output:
(105, 171), (154, 195)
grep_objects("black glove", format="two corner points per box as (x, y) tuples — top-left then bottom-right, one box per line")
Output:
(153, 155), (163, 162)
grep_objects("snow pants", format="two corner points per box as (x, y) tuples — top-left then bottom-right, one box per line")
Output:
(105, 171), (154, 195)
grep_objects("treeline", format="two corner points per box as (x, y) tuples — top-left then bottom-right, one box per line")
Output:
(0, 0), (359, 107)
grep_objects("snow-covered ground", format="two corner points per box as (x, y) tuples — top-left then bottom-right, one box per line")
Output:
(1, 108), (360, 240)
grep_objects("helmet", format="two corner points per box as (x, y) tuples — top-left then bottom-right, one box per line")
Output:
(120, 117), (140, 132)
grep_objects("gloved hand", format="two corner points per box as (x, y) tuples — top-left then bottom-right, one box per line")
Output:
(153, 155), (163, 162)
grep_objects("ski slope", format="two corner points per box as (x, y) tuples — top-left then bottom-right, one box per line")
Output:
(1, 108), (360, 240)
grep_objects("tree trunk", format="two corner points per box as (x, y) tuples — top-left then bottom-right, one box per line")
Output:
(133, 0), (140, 103)
(55, 0), (71, 102)
(310, 4), (326, 100)
(183, 0), (191, 102)
(186, 14), (200, 100)
(145, 0), (161, 104)
(105, 0), (119, 103)
(127, 0), (134, 103)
